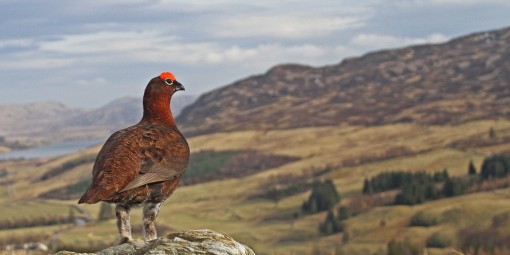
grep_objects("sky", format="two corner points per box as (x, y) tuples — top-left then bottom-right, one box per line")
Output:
(0, 0), (509, 108)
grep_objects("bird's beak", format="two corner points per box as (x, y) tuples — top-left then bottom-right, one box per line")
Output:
(175, 82), (185, 91)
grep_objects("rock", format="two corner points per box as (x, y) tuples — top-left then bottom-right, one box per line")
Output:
(54, 229), (256, 255)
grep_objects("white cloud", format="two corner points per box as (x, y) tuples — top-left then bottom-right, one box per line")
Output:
(350, 33), (450, 48)
(215, 15), (364, 39)
(0, 39), (33, 49)
(135, 43), (331, 67)
(32, 30), (357, 68)
(39, 31), (176, 54)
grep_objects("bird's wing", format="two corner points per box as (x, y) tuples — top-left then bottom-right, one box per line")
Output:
(82, 124), (189, 201)
(79, 126), (141, 203)
(119, 167), (179, 192)
(119, 124), (189, 192)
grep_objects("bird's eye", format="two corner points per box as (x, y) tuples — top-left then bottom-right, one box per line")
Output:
(164, 79), (174, 86)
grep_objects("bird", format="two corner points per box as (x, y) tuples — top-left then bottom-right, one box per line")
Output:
(78, 72), (190, 244)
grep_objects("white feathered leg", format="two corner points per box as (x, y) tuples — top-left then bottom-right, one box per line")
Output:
(142, 202), (161, 241)
(115, 204), (133, 244)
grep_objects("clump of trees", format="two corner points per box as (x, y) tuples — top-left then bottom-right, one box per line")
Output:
(362, 170), (448, 195)
(363, 155), (510, 206)
(362, 170), (454, 205)
(442, 177), (471, 197)
(319, 205), (351, 235)
(319, 210), (343, 235)
(302, 180), (340, 214)
(480, 154), (510, 180)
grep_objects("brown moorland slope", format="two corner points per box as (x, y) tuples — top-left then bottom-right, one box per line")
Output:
(178, 27), (510, 136)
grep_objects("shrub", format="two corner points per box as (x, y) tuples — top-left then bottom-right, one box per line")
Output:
(425, 232), (452, 248)
(409, 211), (438, 227)
(492, 212), (509, 228)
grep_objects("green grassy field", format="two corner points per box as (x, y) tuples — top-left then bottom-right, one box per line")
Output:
(0, 119), (510, 254)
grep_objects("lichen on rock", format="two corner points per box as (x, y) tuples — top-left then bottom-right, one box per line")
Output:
(54, 229), (256, 255)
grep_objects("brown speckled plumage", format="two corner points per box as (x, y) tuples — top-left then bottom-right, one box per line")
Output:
(78, 73), (189, 243)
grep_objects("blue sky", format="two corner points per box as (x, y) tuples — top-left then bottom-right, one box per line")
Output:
(0, 0), (509, 108)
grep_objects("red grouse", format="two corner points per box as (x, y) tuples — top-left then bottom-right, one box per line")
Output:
(78, 72), (190, 243)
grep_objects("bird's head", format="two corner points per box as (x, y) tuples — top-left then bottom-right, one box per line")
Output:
(146, 72), (185, 95)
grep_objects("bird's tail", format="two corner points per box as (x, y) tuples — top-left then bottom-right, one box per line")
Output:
(78, 186), (103, 204)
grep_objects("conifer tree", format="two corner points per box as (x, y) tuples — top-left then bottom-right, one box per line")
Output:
(468, 160), (477, 175)
(489, 127), (497, 139)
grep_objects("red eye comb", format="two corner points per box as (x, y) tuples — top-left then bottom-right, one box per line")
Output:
(160, 72), (176, 81)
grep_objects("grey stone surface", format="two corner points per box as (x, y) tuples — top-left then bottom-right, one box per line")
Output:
(54, 229), (256, 255)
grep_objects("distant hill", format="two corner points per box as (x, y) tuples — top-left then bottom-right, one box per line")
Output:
(0, 95), (196, 145)
(177, 26), (510, 136)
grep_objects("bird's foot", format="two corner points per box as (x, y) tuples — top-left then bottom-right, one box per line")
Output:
(118, 236), (134, 245)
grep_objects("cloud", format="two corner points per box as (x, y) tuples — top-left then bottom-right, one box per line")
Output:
(350, 33), (450, 49)
(29, 30), (357, 68)
(0, 55), (73, 70)
(0, 39), (33, 49)
(215, 15), (365, 39)
(39, 31), (176, 54)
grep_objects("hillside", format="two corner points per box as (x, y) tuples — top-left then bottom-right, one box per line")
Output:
(178, 26), (510, 136)
(1, 119), (510, 255)
(0, 95), (196, 146)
